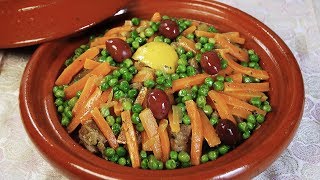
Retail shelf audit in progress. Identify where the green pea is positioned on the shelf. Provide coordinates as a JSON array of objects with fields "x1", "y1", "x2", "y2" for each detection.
[
  {"x1": 136, "y1": 123, "x2": 144, "y2": 132},
  {"x1": 116, "y1": 116, "x2": 122, "y2": 124},
  {"x1": 205, "y1": 77, "x2": 214, "y2": 87},
  {"x1": 144, "y1": 28, "x2": 154, "y2": 37},
  {"x1": 186, "y1": 66, "x2": 196, "y2": 76},
  {"x1": 131, "y1": 113, "x2": 141, "y2": 124},
  {"x1": 195, "y1": 54, "x2": 202, "y2": 63},
  {"x1": 132, "y1": 41, "x2": 140, "y2": 49},
  {"x1": 57, "y1": 105, "x2": 64, "y2": 113},
  {"x1": 100, "y1": 81, "x2": 109, "y2": 91},
  {"x1": 204, "y1": 43, "x2": 214, "y2": 51},
  {"x1": 148, "y1": 159, "x2": 159, "y2": 170},
  {"x1": 179, "y1": 73, "x2": 187, "y2": 78},
  {"x1": 118, "y1": 157, "x2": 126, "y2": 166},
  {"x1": 176, "y1": 65, "x2": 187, "y2": 73},
  {"x1": 178, "y1": 58, "x2": 188, "y2": 66},
  {"x1": 100, "y1": 107, "x2": 110, "y2": 117},
  {"x1": 177, "y1": 103, "x2": 186, "y2": 113},
  {"x1": 155, "y1": 70, "x2": 163, "y2": 77},
  {"x1": 55, "y1": 90, "x2": 65, "y2": 98},
  {"x1": 112, "y1": 69, "x2": 121, "y2": 78},
  {"x1": 208, "y1": 150, "x2": 219, "y2": 160},
  {"x1": 119, "y1": 80, "x2": 130, "y2": 92},
  {"x1": 131, "y1": 104, "x2": 142, "y2": 114},
  {"x1": 199, "y1": 36, "x2": 208, "y2": 44},
  {"x1": 154, "y1": 36, "x2": 164, "y2": 42},
  {"x1": 243, "y1": 76, "x2": 253, "y2": 83},
  {"x1": 208, "y1": 38, "x2": 216, "y2": 44},
  {"x1": 198, "y1": 87, "x2": 209, "y2": 96},
  {"x1": 140, "y1": 150, "x2": 147, "y2": 159},
  {"x1": 221, "y1": 59, "x2": 228, "y2": 69},
  {"x1": 182, "y1": 95, "x2": 192, "y2": 103},
  {"x1": 122, "y1": 100, "x2": 132, "y2": 111},
  {"x1": 250, "y1": 97, "x2": 262, "y2": 107},
  {"x1": 186, "y1": 33, "x2": 195, "y2": 40},
  {"x1": 201, "y1": 154, "x2": 209, "y2": 163},
  {"x1": 144, "y1": 79, "x2": 155, "y2": 88},
  {"x1": 176, "y1": 46, "x2": 186, "y2": 55},
  {"x1": 195, "y1": 42, "x2": 202, "y2": 50},
  {"x1": 55, "y1": 98, "x2": 64, "y2": 106},
  {"x1": 122, "y1": 72, "x2": 133, "y2": 81},
  {"x1": 128, "y1": 88, "x2": 138, "y2": 99},
  {"x1": 248, "y1": 49, "x2": 255, "y2": 55},
  {"x1": 208, "y1": 26, "x2": 218, "y2": 33},
  {"x1": 141, "y1": 159, "x2": 149, "y2": 169},
  {"x1": 218, "y1": 145, "x2": 230, "y2": 155},
  {"x1": 262, "y1": 104, "x2": 272, "y2": 112},
  {"x1": 243, "y1": 131, "x2": 251, "y2": 139},
  {"x1": 162, "y1": 15, "x2": 170, "y2": 20},
  {"x1": 112, "y1": 123, "x2": 121, "y2": 135},
  {"x1": 105, "y1": 116, "x2": 115, "y2": 126},
  {"x1": 123, "y1": 59, "x2": 133, "y2": 68},
  {"x1": 250, "y1": 54, "x2": 259, "y2": 62},
  {"x1": 129, "y1": 66, "x2": 137, "y2": 74},
  {"x1": 155, "y1": 85, "x2": 165, "y2": 91},
  {"x1": 181, "y1": 161, "x2": 191, "y2": 168},
  {"x1": 76, "y1": 90, "x2": 82, "y2": 97},
  {"x1": 225, "y1": 77, "x2": 233, "y2": 82},
  {"x1": 196, "y1": 96, "x2": 206, "y2": 108},
  {"x1": 171, "y1": 73, "x2": 179, "y2": 80},
  {"x1": 178, "y1": 151, "x2": 190, "y2": 163},
  {"x1": 165, "y1": 159, "x2": 177, "y2": 170},
  {"x1": 216, "y1": 75, "x2": 224, "y2": 82},
  {"x1": 110, "y1": 154, "x2": 119, "y2": 162},
  {"x1": 108, "y1": 78, "x2": 118, "y2": 87},
  {"x1": 131, "y1": 17, "x2": 141, "y2": 26},
  {"x1": 126, "y1": 37, "x2": 134, "y2": 44},
  {"x1": 256, "y1": 114, "x2": 265, "y2": 123},
  {"x1": 247, "y1": 122, "x2": 255, "y2": 130},
  {"x1": 169, "y1": 151, "x2": 178, "y2": 161},
  {"x1": 203, "y1": 105, "x2": 213, "y2": 116},
  {"x1": 247, "y1": 114, "x2": 256, "y2": 124},
  {"x1": 200, "y1": 48, "x2": 206, "y2": 53},
  {"x1": 210, "y1": 116, "x2": 218, "y2": 126},
  {"x1": 178, "y1": 89, "x2": 187, "y2": 97},
  {"x1": 156, "y1": 76, "x2": 165, "y2": 85},
  {"x1": 249, "y1": 62, "x2": 257, "y2": 68},
  {"x1": 241, "y1": 62, "x2": 248, "y2": 67},
  {"x1": 116, "y1": 146, "x2": 127, "y2": 157},
  {"x1": 74, "y1": 48, "x2": 84, "y2": 56},
  {"x1": 151, "y1": 23, "x2": 159, "y2": 32},
  {"x1": 61, "y1": 116, "x2": 70, "y2": 126},
  {"x1": 104, "y1": 147, "x2": 116, "y2": 158},
  {"x1": 182, "y1": 115, "x2": 191, "y2": 125},
  {"x1": 238, "y1": 122, "x2": 247, "y2": 132},
  {"x1": 158, "y1": 161, "x2": 164, "y2": 170},
  {"x1": 114, "y1": 90, "x2": 125, "y2": 100},
  {"x1": 213, "y1": 81, "x2": 224, "y2": 91},
  {"x1": 191, "y1": 85, "x2": 198, "y2": 93},
  {"x1": 164, "y1": 38, "x2": 171, "y2": 44}
]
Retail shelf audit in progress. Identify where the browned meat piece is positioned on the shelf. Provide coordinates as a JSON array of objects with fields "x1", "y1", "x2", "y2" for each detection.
[
  {"x1": 78, "y1": 120, "x2": 107, "y2": 154},
  {"x1": 169, "y1": 124, "x2": 192, "y2": 152},
  {"x1": 131, "y1": 82, "x2": 143, "y2": 90}
]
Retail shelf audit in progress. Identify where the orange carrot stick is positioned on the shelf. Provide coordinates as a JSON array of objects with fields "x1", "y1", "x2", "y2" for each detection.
[
  {"x1": 208, "y1": 90, "x2": 236, "y2": 124},
  {"x1": 104, "y1": 26, "x2": 132, "y2": 37},
  {"x1": 172, "y1": 73, "x2": 210, "y2": 92},
  {"x1": 91, "y1": 107, "x2": 118, "y2": 149},
  {"x1": 84, "y1": 58, "x2": 101, "y2": 69},
  {"x1": 72, "y1": 75, "x2": 97, "y2": 115},
  {"x1": 182, "y1": 25, "x2": 197, "y2": 36},
  {"x1": 218, "y1": 66, "x2": 234, "y2": 76},
  {"x1": 226, "y1": 73, "x2": 243, "y2": 83},
  {"x1": 229, "y1": 105, "x2": 251, "y2": 119},
  {"x1": 224, "y1": 82, "x2": 270, "y2": 92},
  {"x1": 215, "y1": 34, "x2": 248, "y2": 61},
  {"x1": 151, "y1": 12, "x2": 161, "y2": 22},
  {"x1": 221, "y1": 53, "x2": 269, "y2": 80},
  {"x1": 219, "y1": 93, "x2": 266, "y2": 115},
  {"x1": 195, "y1": 31, "x2": 245, "y2": 44},
  {"x1": 64, "y1": 62, "x2": 112, "y2": 99},
  {"x1": 158, "y1": 119, "x2": 170, "y2": 162},
  {"x1": 90, "y1": 36, "x2": 126, "y2": 47},
  {"x1": 132, "y1": 67, "x2": 155, "y2": 83},
  {"x1": 177, "y1": 36, "x2": 196, "y2": 53},
  {"x1": 139, "y1": 108, "x2": 162, "y2": 160},
  {"x1": 121, "y1": 110, "x2": 140, "y2": 168},
  {"x1": 168, "y1": 109, "x2": 180, "y2": 133},
  {"x1": 113, "y1": 101, "x2": 123, "y2": 116},
  {"x1": 135, "y1": 87, "x2": 148, "y2": 105},
  {"x1": 198, "y1": 109, "x2": 221, "y2": 147},
  {"x1": 141, "y1": 131, "x2": 153, "y2": 151},
  {"x1": 55, "y1": 47, "x2": 99, "y2": 85},
  {"x1": 185, "y1": 100, "x2": 203, "y2": 166},
  {"x1": 223, "y1": 91, "x2": 268, "y2": 102}
]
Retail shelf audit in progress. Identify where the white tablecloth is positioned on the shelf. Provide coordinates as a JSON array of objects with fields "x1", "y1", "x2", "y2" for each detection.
[{"x1": 1, "y1": 0, "x2": 319, "y2": 179}]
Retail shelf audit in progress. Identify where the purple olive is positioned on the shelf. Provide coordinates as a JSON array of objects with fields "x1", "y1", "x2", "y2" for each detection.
[
  {"x1": 147, "y1": 89, "x2": 170, "y2": 119},
  {"x1": 105, "y1": 38, "x2": 132, "y2": 63},
  {"x1": 215, "y1": 119, "x2": 241, "y2": 146},
  {"x1": 159, "y1": 19, "x2": 180, "y2": 39},
  {"x1": 200, "y1": 51, "x2": 221, "y2": 75}
]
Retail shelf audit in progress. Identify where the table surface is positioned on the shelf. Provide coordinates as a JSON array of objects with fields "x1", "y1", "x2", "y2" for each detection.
[{"x1": 1, "y1": 0, "x2": 320, "y2": 179}]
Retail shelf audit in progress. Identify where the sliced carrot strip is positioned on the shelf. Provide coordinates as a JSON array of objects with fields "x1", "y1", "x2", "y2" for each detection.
[
  {"x1": 64, "y1": 62, "x2": 112, "y2": 99},
  {"x1": 182, "y1": 25, "x2": 197, "y2": 36},
  {"x1": 158, "y1": 119, "x2": 170, "y2": 162},
  {"x1": 223, "y1": 91, "x2": 268, "y2": 102},
  {"x1": 151, "y1": 12, "x2": 161, "y2": 22},
  {"x1": 224, "y1": 82, "x2": 270, "y2": 92},
  {"x1": 139, "y1": 108, "x2": 162, "y2": 160},
  {"x1": 229, "y1": 105, "x2": 251, "y2": 119},
  {"x1": 219, "y1": 93, "x2": 266, "y2": 115},
  {"x1": 135, "y1": 87, "x2": 148, "y2": 105},
  {"x1": 218, "y1": 66, "x2": 234, "y2": 76},
  {"x1": 141, "y1": 131, "x2": 153, "y2": 151},
  {"x1": 91, "y1": 107, "x2": 118, "y2": 149},
  {"x1": 168, "y1": 109, "x2": 180, "y2": 133},
  {"x1": 177, "y1": 36, "x2": 196, "y2": 53},
  {"x1": 72, "y1": 75, "x2": 97, "y2": 115},
  {"x1": 215, "y1": 34, "x2": 248, "y2": 61},
  {"x1": 90, "y1": 36, "x2": 126, "y2": 47},
  {"x1": 84, "y1": 58, "x2": 101, "y2": 69},
  {"x1": 195, "y1": 31, "x2": 245, "y2": 44},
  {"x1": 208, "y1": 90, "x2": 236, "y2": 124},
  {"x1": 221, "y1": 53, "x2": 269, "y2": 80},
  {"x1": 185, "y1": 100, "x2": 203, "y2": 166},
  {"x1": 172, "y1": 73, "x2": 210, "y2": 92},
  {"x1": 104, "y1": 26, "x2": 132, "y2": 37},
  {"x1": 132, "y1": 67, "x2": 155, "y2": 83},
  {"x1": 226, "y1": 73, "x2": 243, "y2": 83},
  {"x1": 198, "y1": 109, "x2": 221, "y2": 147},
  {"x1": 113, "y1": 101, "x2": 123, "y2": 116},
  {"x1": 55, "y1": 47, "x2": 99, "y2": 85},
  {"x1": 121, "y1": 110, "x2": 140, "y2": 168}
]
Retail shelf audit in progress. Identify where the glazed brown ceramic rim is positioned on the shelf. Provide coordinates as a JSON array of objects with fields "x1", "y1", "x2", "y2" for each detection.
[{"x1": 20, "y1": 0, "x2": 304, "y2": 179}]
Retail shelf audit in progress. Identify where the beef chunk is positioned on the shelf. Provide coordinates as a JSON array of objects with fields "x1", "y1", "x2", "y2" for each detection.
[{"x1": 169, "y1": 124, "x2": 192, "y2": 152}]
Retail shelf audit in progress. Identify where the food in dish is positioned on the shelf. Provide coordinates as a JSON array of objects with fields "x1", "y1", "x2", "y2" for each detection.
[{"x1": 52, "y1": 12, "x2": 272, "y2": 170}]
